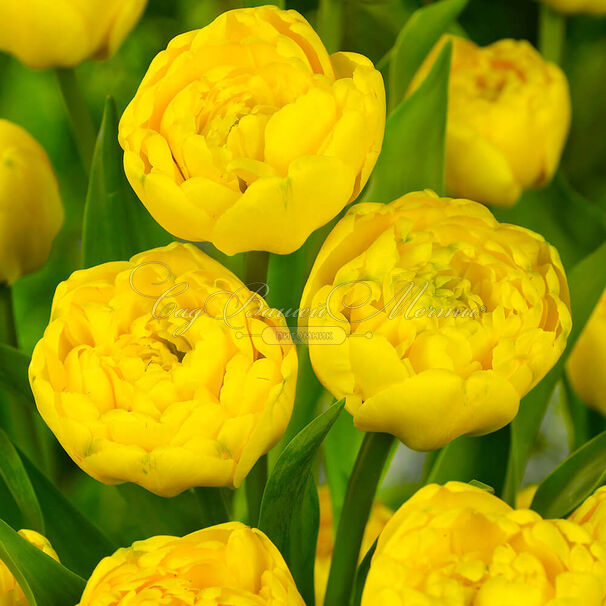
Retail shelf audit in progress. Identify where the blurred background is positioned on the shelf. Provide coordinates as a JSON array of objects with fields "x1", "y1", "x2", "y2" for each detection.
[{"x1": 0, "y1": 0, "x2": 604, "y2": 538}]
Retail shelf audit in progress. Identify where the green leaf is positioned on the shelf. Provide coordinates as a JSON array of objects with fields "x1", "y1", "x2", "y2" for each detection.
[
  {"x1": 0, "y1": 519, "x2": 85, "y2": 606},
  {"x1": 324, "y1": 410, "x2": 364, "y2": 530},
  {"x1": 531, "y1": 430, "x2": 606, "y2": 519},
  {"x1": 259, "y1": 400, "x2": 344, "y2": 605},
  {"x1": 388, "y1": 0, "x2": 468, "y2": 112},
  {"x1": 352, "y1": 539, "x2": 377, "y2": 606},
  {"x1": 0, "y1": 430, "x2": 44, "y2": 534},
  {"x1": 20, "y1": 455, "x2": 117, "y2": 579},
  {"x1": 82, "y1": 96, "x2": 171, "y2": 269},
  {"x1": 363, "y1": 40, "x2": 452, "y2": 202},
  {"x1": 0, "y1": 344, "x2": 34, "y2": 407},
  {"x1": 502, "y1": 241, "x2": 606, "y2": 503}
]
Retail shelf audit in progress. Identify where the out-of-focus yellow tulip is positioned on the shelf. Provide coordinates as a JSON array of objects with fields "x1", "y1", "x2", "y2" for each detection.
[
  {"x1": 29, "y1": 242, "x2": 297, "y2": 497},
  {"x1": 411, "y1": 35, "x2": 571, "y2": 207},
  {"x1": 119, "y1": 5, "x2": 385, "y2": 255},
  {"x1": 567, "y1": 289, "x2": 606, "y2": 414},
  {"x1": 1, "y1": 530, "x2": 59, "y2": 605},
  {"x1": 0, "y1": 0, "x2": 147, "y2": 69},
  {"x1": 78, "y1": 523, "x2": 305, "y2": 606},
  {"x1": 0, "y1": 119, "x2": 63, "y2": 285},
  {"x1": 315, "y1": 485, "x2": 392, "y2": 604},
  {"x1": 300, "y1": 191, "x2": 571, "y2": 450},
  {"x1": 363, "y1": 482, "x2": 606, "y2": 606}
]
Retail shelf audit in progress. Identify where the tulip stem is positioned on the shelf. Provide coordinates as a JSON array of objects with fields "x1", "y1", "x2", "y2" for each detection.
[
  {"x1": 317, "y1": 0, "x2": 343, "y2": 54},
  {"x1": 194, "y1": 487, "x2": 230, "y2": 527},
  {"x1": 243, "y1": 251, "x2": 269, "y2": 289},
  {"x1": 538, "y1": 4, "x2": 566, "y2": 65},
  {"x1": 56, "y1": 68, "x2": 96, "y2": 173},
  {"x1": 323, "y1": 432, "x2": 394, "y2": 606},
  {"x1": 245, "y1": 455, "x2": 268, "y2": 527}
]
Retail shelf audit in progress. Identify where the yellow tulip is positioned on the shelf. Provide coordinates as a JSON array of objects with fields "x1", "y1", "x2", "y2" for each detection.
[
  {"x1": 29, "y1": 242, "x2": 297, "y2": 497},
  {"x1": 78, "y1": 522, "x2": 305, "y2": 605},
  {"x1": 0, "y1": 120, "x2": 63, "y2": 285},
  {"x1": 410, "y1": 35, "x2": 571, "y2": 207},
  {"x1": 363, "y1": 482, "x2": 606, "y2": 606},
  {"x1": 516, "y1": 484, "x2": 539, "y2": 510},
  {"x1": 118, "y1": 5, "x2": 385, "y2": 255},
  {"x1": 300, "y1": 191, "x2": 571, "y2": 450},
  {"x1": 0, "y1": 0, "x2": 147, "y2": 69},
  {"x1": 315, "y1": 485, "x2": 392, "y2": 604},
  {"x1": 569, "y1": 486, "x2": 606, "y2": 541},
  {"x1": 540, "y1": 0, "x2": 606, "y2": 14},
  {"x1": 567, "y1": 289, "x2": 606, "y2": 414},
  {"x1": 1, "y1": 530, "x2": 59, "y2": 605}
]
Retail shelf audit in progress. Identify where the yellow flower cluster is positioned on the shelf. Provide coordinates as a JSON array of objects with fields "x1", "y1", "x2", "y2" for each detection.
[
  {"x1": 29, "y1": 242, "x2": 297, "y2": 497},
  {"x1": 0, "y1": 0, "x2": 147, "y2": 68},
  {"x1": 0, "y1": 530, "x2": 58, "y2": 606},
  {"x1": 315, "y1": 486, "x2": 392, "y2": 604},
  {"x1": 77, "y1": 522, "x2": 305, "y2": 605},
  {"x1": 363, "y1": 482, "x2": 606, "y2": 606},
  {"x1": 567, "y1": 289, "x2": 606, "y2": 414},
  {"x1": 411, "y1": 35, "x2": 570, "y2": 207},
  {"x1": 0, "y1": 120, "x2": 63, "y2": 285},
  {"x1": 118, "y1": 5, "x2": 385, "y2": 255},
  {"x1": 301, "y1": 191, "x2": 571, "y2": 450}
]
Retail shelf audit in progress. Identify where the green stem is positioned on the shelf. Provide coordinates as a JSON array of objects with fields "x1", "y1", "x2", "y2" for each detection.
[
  {"x1": 244, "y1": 251, "x2": 269, "y2": 289},
  {"x1": 538, "y1": 4, "x2": 566, "y2": 65},
  {"x1": 0, "y1": 286, "x2": 48, "y2": 469},
  {"x1": 324, "y1": 432, "x2": 394, "y2": 606},
  {"x1": 194, "y1": 487, "x2": 230, "y2": 527},
  {"x1": 55, "y1": 68, "x2": 96, "y2": 173},
  {"x1": 245, "y1": 455, "x2": 268, "y2": 527},
  {"x1": 317, "y1": 0, "x2": 343, "y2": 54}
]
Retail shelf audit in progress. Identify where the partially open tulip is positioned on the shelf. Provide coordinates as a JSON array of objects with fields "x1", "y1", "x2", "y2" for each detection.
[
  {"x1": 119, "y1": 5, "x2": 385, "y2": 255},
  {"x1": 363, "y1": 482, "x2": 606, "y2": 606},
  {"x1": 0, "y1": 119, "x2": 63, "y2": 285},
  {"x1": 1, "y1": 530, "x2": 59, "y2": 605},
  {"x1": 540, "y1": 0, "x2": 606, "y2": 14},
  {"x1": 411, "y1": 35, "x2": 571, "y2": 207},
  {"x1": 78, "y1": 523, "x2": 305, "y2": 605},
  {"x1": 0, "y1": 0, "x2": 147, "y2": 69},
  {"x1": 567, "y1": 289, "x2": 606, "y2": 414},
  {"x1": 29, "y1": 242, "x2": 297, "y2": 497},
  {"x1": 300, "y1": 191, "x2": 571, "y2": 450},
  {"x1": 315, "y1": 486, "x2": 392, "y2": 604}
]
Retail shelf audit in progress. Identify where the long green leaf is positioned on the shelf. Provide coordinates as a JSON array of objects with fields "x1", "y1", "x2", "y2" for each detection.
[
  {"x1": 502, "y1": 241, "x2": 606, "y2": 503},
  {"x1": 82, "y1": 96, "x2": 171, "y2": 269},
  {"x1": 388, "y1": 0, "x2": 467, "y2": 111},
  {"x1": 352, "y1": 539, "x2": 377, "y2": 606},
  {"x1": 0, "y1": 520, "x2": 85, "y2": 606},
  {"x1": 0, "y1": 344, "x2": 33, "y2": 407},
  {"x1": 363, "y1": 40, "x2": 451, "y2": 202},
  {"x1": 531, "y1": 430, "x2": 606, "y2": 519},
  {"x1": 20, "y1": 455, "x2": 116, "y2": 579},
  {"x1": 259, "y1": 400, "x2": 344, "y2": 605},
  {"x1": 0, "y1": 431, "x2": 44, "y2": 534}
]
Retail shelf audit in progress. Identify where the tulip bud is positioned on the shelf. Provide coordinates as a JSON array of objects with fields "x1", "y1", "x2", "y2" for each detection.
[
  {"x1": 0, "y1": 0, "x2": 147, "y2": 69},
  {"x1": 118, "y1": 5, "x2": 385, "y2": 255},
  {"x1": 411, "y1": 35, "x2": 571, "y2": 207},
  {"x1": 1, "y1": 530, "x2": 59, "y2": 605},
  {"x1": 567, "y1": 289, "x2": 606, "y2": 414},
  {"x1": 363, "y1": 482, "x2": 606, "y2": 605},
  {"x1": 78, "y1": 522, "x2": 305, "y2": 605},
  {"x1": 0, "y1": 120, "x2": 63, "y2": 285},
  {"x1": 300, "y1": 191, "x2": 571, "y2": 451},
  {"x1": 29, "y1": 242, "x2": 297, "y2": 497}
]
